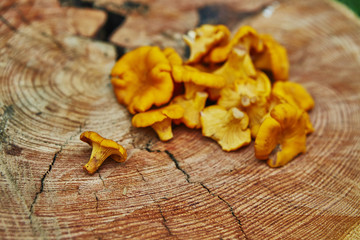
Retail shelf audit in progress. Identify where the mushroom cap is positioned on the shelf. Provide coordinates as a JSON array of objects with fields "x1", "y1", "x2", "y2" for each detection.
[
  {"x1": 131, "y1": 104, "x2": 184, "y2": 141},
  {"x1": 183, "y1": 24, "x2": 231, "y2": 64},
  {"x1": 204, "y1": 25, "x2": 262, "y2": 64},
  {"x1": 272, "y1": 81, "x2": 315, "y2": 111},
  {"x1": 214, "y1": 50, "x2": 257, "y2": 84},
  {"x1": 201, "y1": 105, "x2": 251, "y2": 151},
  {"x1": 111, "y1": 46, "x2": 174, "y2": 114},
  {"x1": 252, "y1": 34, "x2": 289, "y2": 81},
  {"x1": 207, "y1": 49, "x2": 257, "y2": 100},
  {"x1": 80, "y1": 131, "x2": 127, "y2": 162},
  {"x1": 218, "y1": 70, "x2": 271, "y2": 109},
  {"x1": 163, "y1": 47, "x2": 183, "y2": 67},
  {"x1": 172, "y1": 65, "x2": 226, "y2": 88},
  {"x1": 254, "y1": 103, "x2": 309, "y2": 167},
  {"x1": 245, "y1": 99, "x2": 270, "y2": 138},
  {"x1": 172, "y1": 91, "x2": 208, "y2": 128},
  {"x1": 131, "y1": 104, "x2": 184, "y2": 128}
]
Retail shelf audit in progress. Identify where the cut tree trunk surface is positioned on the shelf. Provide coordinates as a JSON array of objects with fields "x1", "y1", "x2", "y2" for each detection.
[{"x1": 1, "y1": 0, "x2": 360, "y2": 239}]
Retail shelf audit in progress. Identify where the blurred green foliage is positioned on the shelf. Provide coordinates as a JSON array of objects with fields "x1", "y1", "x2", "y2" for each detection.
[{"x1": 337, "y1": 0, "x2": 360, "y2": 16}]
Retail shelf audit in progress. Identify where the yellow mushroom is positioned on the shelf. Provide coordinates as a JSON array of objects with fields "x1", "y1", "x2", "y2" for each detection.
[
  {"x1": 80, "y1": 131, "x2": 127, "y2": 174},
  {"x1": 245, "y1": 99, "x2": 270, "y2": 139},
  {"x1": 252, "y1": 34, "x2": 289, "y2": 81},
  {"x1": 183, "y1": 24, "x2": 231, "y2": 64},
  {"x1": 172, "y1": 64, "x2": 226, "y2": 99},
  {"x1": 172, "y1": 91, "x2": 208, "y2": 129},
  {"x1": 131, "y1": 104, "x2": 184, "y2": 141},
  {"x1": 217, "y1": 70, "x2": 271, "y2": 138},
  {"x1": 218, "y1": 70, "x2": 271, "y2": 109},
  {"x1": 163, "y1": 47, "x2": 183, "y2": 67},
  {"x1": 206, "y1": 49, "x2": 257, "y2": 100},
  {"x1": 205, "y1": 25, "x2": 263, "y2": 64},
  {"x1": 272, "y1": 81, "x2": 315, "y2": 111},
  {"x1": 213, "y1": 49, "x2": 257, "y2": 81},
  {"x1": 254, "y1": 103, "x2": 311, "y2": 167},
  {"x1": 201, "y1": 105, "x2": 251, "y2": 151},
  {"x1": 111, "y1": 46, "x2": 174, "y2": 114}
]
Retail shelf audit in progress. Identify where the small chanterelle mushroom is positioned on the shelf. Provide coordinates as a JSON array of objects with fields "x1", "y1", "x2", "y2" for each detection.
[
  {"x1": 201, "y1": 105, "x2": 251, "y2": 151},
  {"x1": 110, "y1": 46, "x2": 174, "y2": 114},
  {"x1": 183, "y1": 24, "x2": 231, "y2": 64},
  {"x1": 131, "y1": 104, "x2": 184, "y2": 141},
  {"x1": 80, "y1": 131, "x2": 127, "y2": 174},
  {"x1": 254, "y1": 103, "x2": 311, "y2": 167}
]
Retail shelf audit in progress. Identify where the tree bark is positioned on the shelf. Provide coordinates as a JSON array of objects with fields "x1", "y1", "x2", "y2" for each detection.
[{"x1": 0, "y1": 0, "x2": 359, "y2": 239}]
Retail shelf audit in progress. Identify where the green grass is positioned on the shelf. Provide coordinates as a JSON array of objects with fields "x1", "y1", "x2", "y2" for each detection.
[{"x1": 336, "y1": 0, "x2": 360, "y2": 16}]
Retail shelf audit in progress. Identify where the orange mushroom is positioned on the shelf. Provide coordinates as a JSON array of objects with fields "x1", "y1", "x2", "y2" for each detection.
[
  {"x1": 216, "y1": 69, "x2": 271, "y2": 138},
  {"x1": 252, "y1": 34, "x2": 289, "y2": 81},
  {"x1": 183, "y1": 24, "x2": 231, "y2": 64},
  {"x1": 80, "y1": 131, "x2": 127, "y2": 174},
  {"x1": 172, "y1": 64, "x2": 226, "y2": 99},
  {"x1": 218, "y1": 70, "x2": 271, "y2": 109},
  {"x1": 163, "y1": 47, "x2": 183, "y2": 67},
  {"x1": 245, "y1": 99, "x2": 270, "y2": 138},
  {"x1": 111, "y1": 46, "x2": 174, "y2": 114},
  {"x1": 201, "y1": 105, "x2": 251, "y2": 151},
  {"x1": 207, "y1": 49, "x2": 257, "y2": 100},
  {"x1": 172, "y1": 91, "x2": 208, "y2": 129},
  {"x1": 271, "y1": 81, "x2": 315, "y2": 111},
  {"x1": 254, "y1": 103, "x2": 312, "y2": 167},
  {"x1": 131, "y1": 104, "x2": 184, "y2": 141},
  {"x1": 205, "y1": 25, "x2": 263, "y2": 64}
]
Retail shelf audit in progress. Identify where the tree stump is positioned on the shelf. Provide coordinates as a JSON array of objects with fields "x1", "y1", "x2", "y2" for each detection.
[{"x1": 0, "y1": 0, "x2": 359, "y2": 239}]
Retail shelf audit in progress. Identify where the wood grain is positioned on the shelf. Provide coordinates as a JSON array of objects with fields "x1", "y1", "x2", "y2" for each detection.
[{"x1": 1, "y1": 0, "x2": 360, "y2": 239}]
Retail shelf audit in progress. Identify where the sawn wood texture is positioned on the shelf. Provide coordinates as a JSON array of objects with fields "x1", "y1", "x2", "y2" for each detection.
[{"x1": 0, "y1": 0, "x2": 359, "y2": 239}]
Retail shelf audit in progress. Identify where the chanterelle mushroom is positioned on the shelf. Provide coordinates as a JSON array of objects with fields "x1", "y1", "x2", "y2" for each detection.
[
  {"x1": 80, "y1": 131, "x2": 127, "y2": 174},
  {"x1": 208, "y1": 49, "x2": 258, "y2": 100},
  {"x1": 218, "y1": 70, "x2": 271, "y2": 109},
  {"x1": 205, "y1": 25, "x2": 263, "y2": 64},
  {"x1": 172, "y1": 91, "x2": 208, "y2": 129},
  {"x1": 111, "y1": 46, "x2": 174, "y2": 114},
  {"x1": 252, "y1": 34, "x2": 289, "y2": 81},
  {"x1": 183, "y1": 24, "x2": 230, "y2": 64},
  {"x1": 254, "y1": 103, "x2": 312, "y2": 167},
  {"x1": 201, "y1": 105, "x2": 251, "y2": 151},
  {"x1": 172, "y1": 64, "x2": 226, "y2": 99},
  {"x1": 271, "y1": 81, "x2": 315, "y2": 111},
  {"x1": 131, "y1": 104, "x2": 184, "y2": 141},
  {"x1": 163, "y1": 47, "x2": 183, "y2": 67}
]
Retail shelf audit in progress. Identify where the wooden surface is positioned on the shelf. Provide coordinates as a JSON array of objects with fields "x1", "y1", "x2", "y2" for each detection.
[{"x1": 1, "y1": 0, "x2": 360, "y2": 239}]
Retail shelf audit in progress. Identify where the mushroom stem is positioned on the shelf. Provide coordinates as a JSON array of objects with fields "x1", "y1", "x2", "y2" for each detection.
[
  {"x1": 80, "y1": 131, "x2": 127, "y2": 174},
  {"x1": 83, "y1": 143, "x2": 113, "y2": 174},
  {"x1": 268, "y1": 144, "x2": 281, "y2": 167},
  {"x1": 151, "y1": 118, "x2": 173, "y2": 141}
]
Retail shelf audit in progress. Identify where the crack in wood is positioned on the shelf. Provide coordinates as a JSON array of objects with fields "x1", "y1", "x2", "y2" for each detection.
[
  {"x1": 197, "y1": 1, "x2": 277, "y2": 28},
  {"x1": 139, "y1": 173, "x2": 174, "y2": 237},
  {"x1": 198, "y1": 4, "x2": 260, "y2": 26},
  {"x1": 28, "y1": 124, "x2": 84, "y2": 233},
  {"x1": 157, "y1": 204, "x2": 173, "y2": 236},
  {"x1": 144, "y1": 140, "x2": 160, "y2": 153},
  {"x1": 200, "y1": 182, "x2": 249, "y2": 239},
  {"x1": 0, "y1": 13, "x2": 64, "y2": 51},
  {"x1": 98, "y1": 172, "x2": 106, "y2": 187},
  {"x1": 164, "y1": 150, "x2": 190, "y2": 183},
  {"x1": 125, "y1": 142, "x2": 248, "y2": 237},
  {"x1": 29, "y1": 148, "x2": 62, "y2": 225},
  {"x1": 163, "y1": 149, "x2": 248, "y2": 239},
  {"x1": 0, "y1": 16, "x2": 18, "y2": 32},
  {"x1": 136, "y1": 168, "x2": 146, "y2": 182}
]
